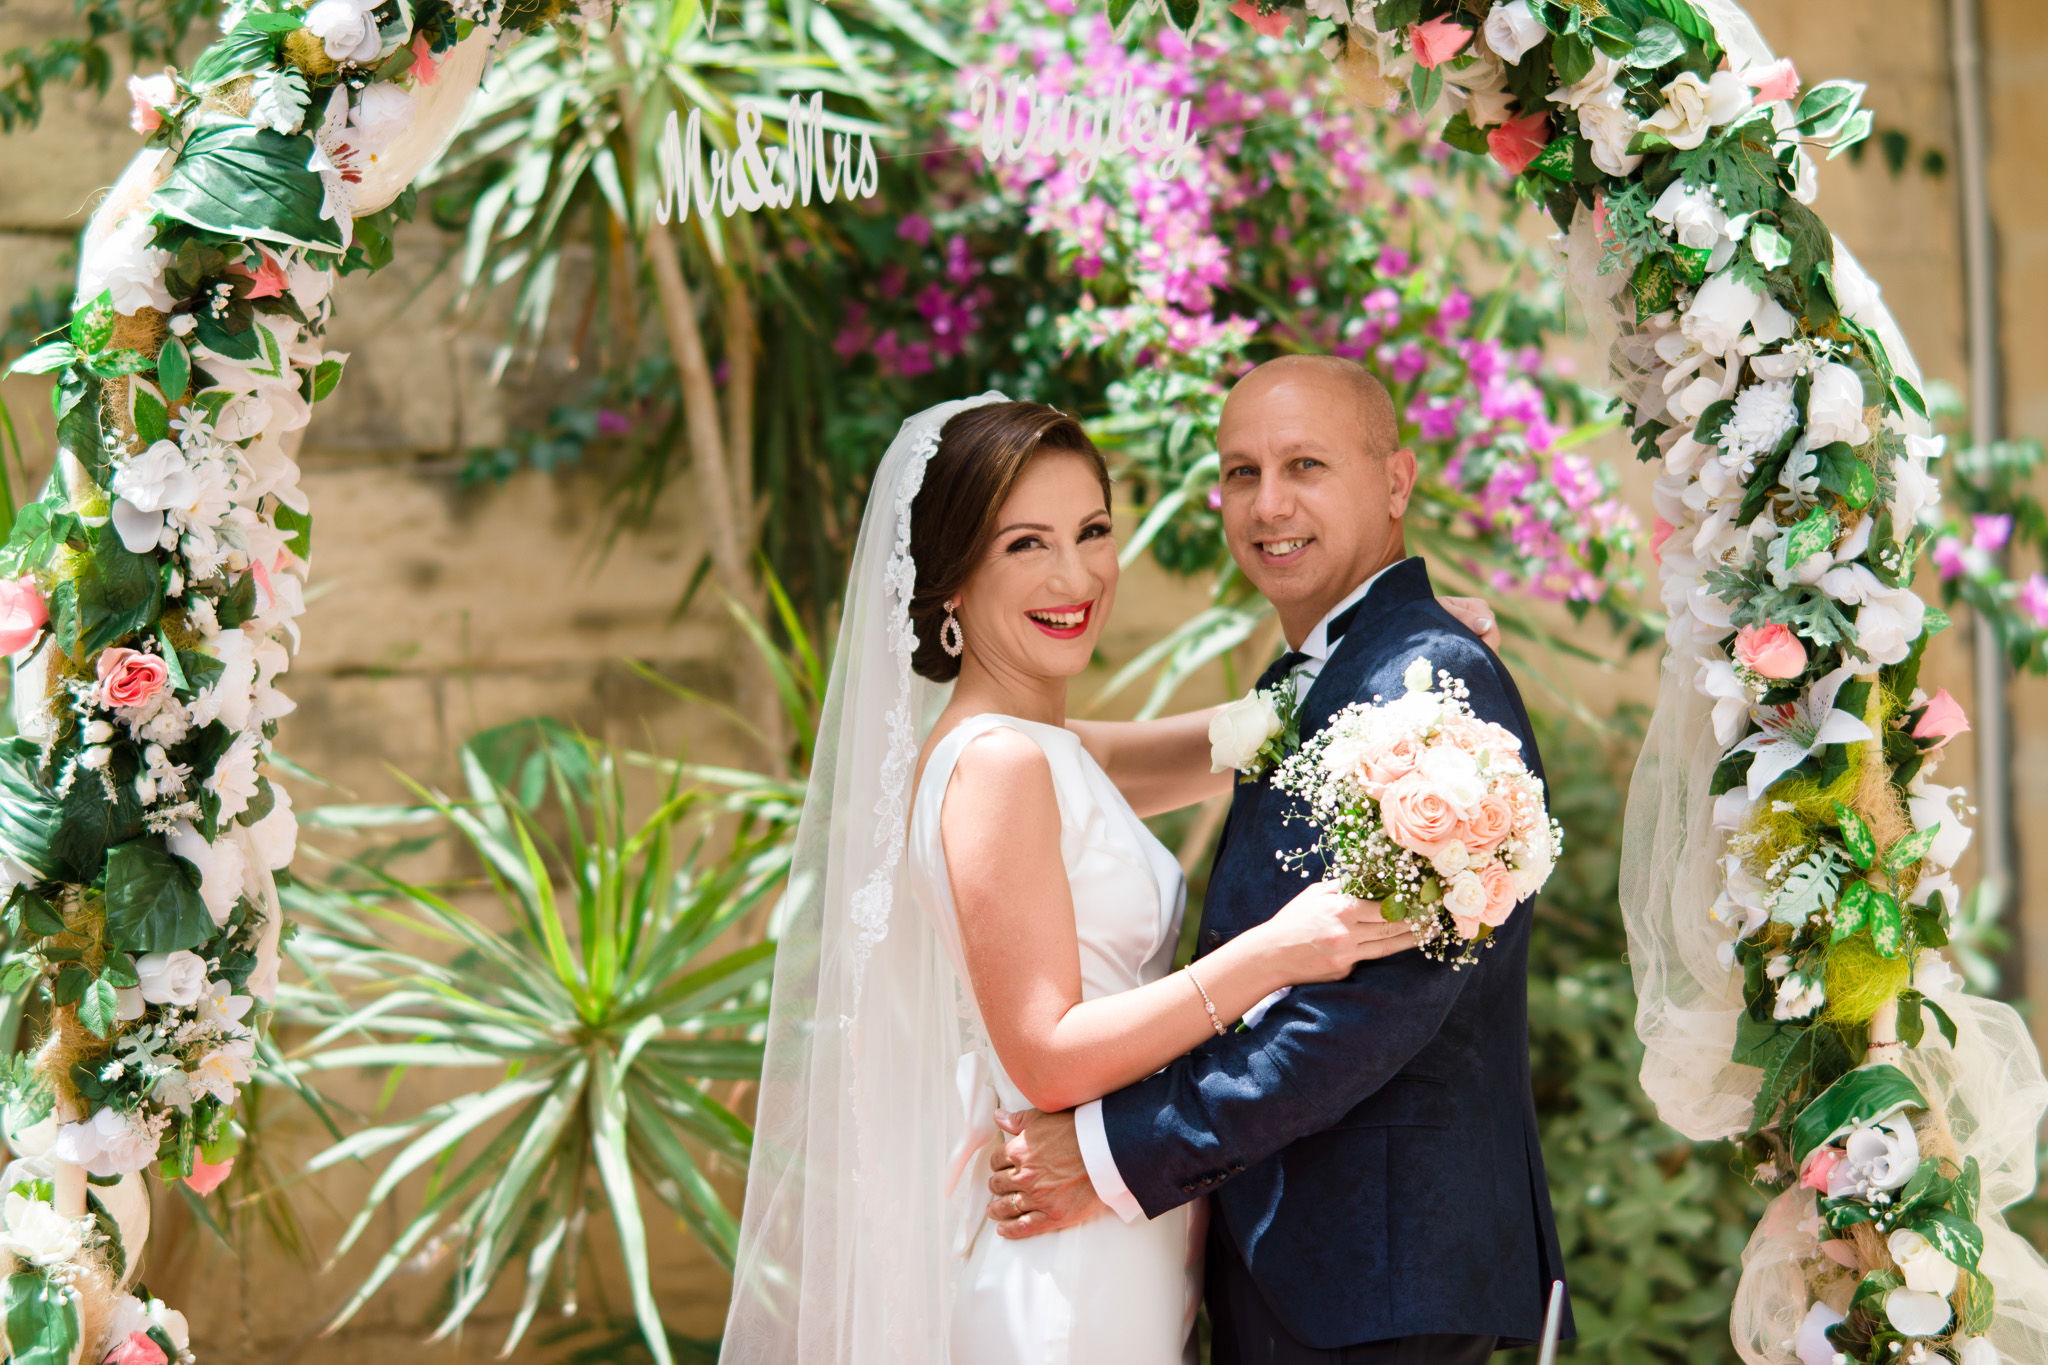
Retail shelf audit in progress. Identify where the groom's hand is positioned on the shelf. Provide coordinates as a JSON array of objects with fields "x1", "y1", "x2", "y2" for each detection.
[
  {"x1": 1440, "y1": 595, "x2": 1501, "y2": 652},
  {"x1": 986, "y1": 1109, "x2": 1107, "y2": 1240}
]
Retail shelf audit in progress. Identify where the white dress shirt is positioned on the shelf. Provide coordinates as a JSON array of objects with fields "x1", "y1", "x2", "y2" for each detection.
[{"x1": 1072, "y1": 562, "x2": 1401, "y2": 1223}]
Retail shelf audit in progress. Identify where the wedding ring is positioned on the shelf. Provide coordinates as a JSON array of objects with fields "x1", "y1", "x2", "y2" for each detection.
[{"x1": 1009, "y1": 1192, "x2": 1027, "y2": 1215}]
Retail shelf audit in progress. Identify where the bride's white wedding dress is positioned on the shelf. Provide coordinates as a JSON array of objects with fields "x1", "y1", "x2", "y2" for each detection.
[{"x1": 908, "y1": 713, "x2": 1203, "y2": 1365}]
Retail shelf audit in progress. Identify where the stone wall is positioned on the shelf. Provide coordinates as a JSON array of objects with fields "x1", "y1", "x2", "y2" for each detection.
[{"x1": 0, "y1": 1, "x2": 2043, "y2": 1359}]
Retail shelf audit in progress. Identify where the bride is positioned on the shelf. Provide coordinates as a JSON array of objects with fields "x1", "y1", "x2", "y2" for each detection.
[{"x1": 719, "y1": 393, "x2": 1496, "y2": 1363}]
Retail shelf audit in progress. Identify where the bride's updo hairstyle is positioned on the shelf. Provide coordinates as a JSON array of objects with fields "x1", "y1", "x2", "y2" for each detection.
[{"x1": 907, "y1": 401, "x2": 1111, "y2": 683}]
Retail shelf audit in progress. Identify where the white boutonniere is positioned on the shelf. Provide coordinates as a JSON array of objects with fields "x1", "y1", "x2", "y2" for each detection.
[{"x1": 1208, "y1": 685, "x2": 1301, "y2": 782}]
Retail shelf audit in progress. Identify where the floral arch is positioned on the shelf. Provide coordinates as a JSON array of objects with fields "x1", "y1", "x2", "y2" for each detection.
[{"x1": 0, "y1": 0, "x2": 2042, "y2": 1363}]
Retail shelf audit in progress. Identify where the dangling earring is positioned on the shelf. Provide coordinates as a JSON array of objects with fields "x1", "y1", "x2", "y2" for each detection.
[{"x1": 941, "y1": 606, "x2": 965, "y2": 658}]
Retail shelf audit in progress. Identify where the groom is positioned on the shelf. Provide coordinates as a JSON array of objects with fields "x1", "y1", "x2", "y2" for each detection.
[{"x1": 989, "y1": 356, "x2": 1572, "y2": 1362}]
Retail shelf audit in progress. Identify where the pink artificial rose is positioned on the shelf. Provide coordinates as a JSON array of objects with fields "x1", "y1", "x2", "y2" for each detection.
[
  {"x1": 183, "y1": 1153, "x2": 234, "y2": 1196},
  {"x1": 1381, "y1": 774, "x2": 1461, "y2": 856},
  {"x1": 232, "y1": 248, "x2": 289, "y2": 301},
  {"x1": 1650, "y1": 516, "x2": 1676, "y2": 564},
  {"x1": 95, "y1": 647, "x2": 170, "y2": 711},
  {"x1": 1229, "y1": 0, "x2": 1290, "y2": 38},
  {"x1": 410, "y1": 31, "x2": 442, "y2": 84},
  {"x1": 106, "y1": 1333, "x2": 169, "y2": 1365},
  {"x1": 1734, "y1": 623, "x2": 1807, "y2": 680},
  {"x1": 1487, "y1": 112, "x2": 1551, "y2": 176},
  {"x1": 0, "y1": 577, "x2": 47, "y2": 656},
  {"x1": 1800, "y1": 1146, "x2": 1844, "y2": 1193},
  {"x1": 1743, "y1": 58, "x2": 1800, "y2": 106},
  {"x1": 1476, "y1": 862, "x2": 1519, "y2": 927},
  {"x1": 126, "y1": 75, "x2": 167, "y2": 136},
  {"x1": 1409, "y1": 16, "x2": 1472, "y2": 67},
  {"x1": 1361, "y1": 733, "x2": 1424, "y2": 793},
  {"x1": 1458, "y1": 795, "x2": 1517, "y2": 854},
  {"x1": 1911, "y1": 689, "x2": 1971, "y2": 746}
]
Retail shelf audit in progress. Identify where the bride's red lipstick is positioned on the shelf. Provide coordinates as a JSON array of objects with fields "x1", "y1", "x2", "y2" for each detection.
[{"x1": 1026, "y1": 602, "x2": 1093, "y2": 640}]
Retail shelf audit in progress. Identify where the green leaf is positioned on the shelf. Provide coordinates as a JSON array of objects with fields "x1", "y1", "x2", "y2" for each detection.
[
  {"x1": 1408, "y1": 63, "x2": 1442, "y2": 117},
  {"x1": 1835, "y1": 804, "x2": 1877, "y2": 868},
  {"x1": 1526, "y1": 137, "x2": 1578, "y2": 183},
  {"x1": 156, "y1": 337, "x2": 189, "y2": 403},
  {"x1": 1915, "y1": 1208, "x2": 1985, "y2": 1271},
  {"x1": 275, "y1": 503, "x2": 312, "y2": 560},
  {"x1": 1552, "y1": 32, "x2": 1595, "y2": 85},
  {"x1": 104, "y1": 838, "x2": 215, "y2": 954},
  {"x1": 1832, "y1": 877, "x2": 1874, "y2": 942},
  {"x1": 1749, "y1": 222, "x2": 1792, "y2": 271},
  {"x1": 1798, "y1": 80, "x2": 1865, "y2": 139},
  {"x1": 6, "y1": 342, "x2": 77, "y2": 377},
  {"x1": 78, "y1": 977, "x2": 119, "y2": 1038},
  {"x1": 1625, "y1": 19, "x2": 1685, "y2": 68},
  {"x1": 85, "y1": 348, "x2": 155, "y2": 379},
  {"x1": 1165, "y1": 0, "x2": 1200, "y2": 31},
  {"x1": 1884, "y1": 825, "x2": 1939, "y2": 875},
  {"x1": 244, "y1": 10, "x2": 304, "y2": 30},
  {"x1": 4, "y1": 1271, "x2": 79, "y2": 1365},
  {"x1": 1896, "y1": 991, "x2": 1925, "y2": 1047},
  {"x1": 128, "y1": 380, "x2": 170, "y2": 447},
  {"x1": 1790, "y1": 1063, "x2": 1927, "y2": 1163},
  {"x1": 1631, "y1": 254, "x2": 1678, "y2": 315},
  {"x1": 1774, "y1": 848, "x2": 1844, "y2": 927},
  {"x1": 151, "y1": 124, "x2": 345, "y2": 255},
  {"x1": 1869, "y1": 888, "x2": 1904, "y2": 957},
  {"x1": 1925, "y1": 997, "x2": 1958, "y2": 1048},
  {"x1": 1441, "y1": 111, "x2": 1490, "y2": 157},
  {"x1": 1784, "y1": 506, "x2": 1838, "y2": 569},
  {"x1": 1891, "y1": 374, "x2": 1929, "y2": 421},
  {"x1": 190, "y1": 28, "x2": 277, "y2": 87},
  {"x1": 70, "y1": 291, "x2": 117, "y2": 355},
  {"x1": 311, "y1": 355, "x2": 346, "y2": 402}
]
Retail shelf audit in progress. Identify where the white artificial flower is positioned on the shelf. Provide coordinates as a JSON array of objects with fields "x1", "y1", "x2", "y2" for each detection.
[
  {"x1": 115, "y1": 986, "x2": 145, "y2": 1022},
  {"x1": 0, "y1": 1192, "x2": 85, "y2": 1268},
  {"x1": 1884, "y1": 1286, "x2": 1952, "y2": 1338},
  {"x1": 307, "y1": 89, "x2": 364, "y2": 245},
  {"x1": 1887, "y1": 1228, "x2": 1960, "y2": 1297},
  {"x1": 109, "y1": 439, "x2": 196, "y2": 554},
  {"x1": 1209, "y1": 691, "x2": 1284, "y2": 773},
  {"x1": 1792, "y1": 1301, "x2": 1845, "y2": 1365},
  {"x1": 134, "y1": 949, "x2": 208, "y2": 1006},
  {"x1": 1577, "y1": 101, "x2": 1643, "y2": 177},
  {"x1": 1805, "y1": 362, "x2": 1871, "y2": 447},
  {"x1": 1304, "y1": 0, "x2": 1350, "y2": 24},
  {"x1": 1905, "y1": 778, "x2": 1973, "y2": 871},
  {"x1": 1892, "y1": 434, "x2": 1945, "y2": 530},
  {"x1": 1750, "y1": 295, "x2": 1796, "y2": 350},
  {"x1": 150, "y1": 1068, "x2": 196, "y2": 1108},
  {"x1": 51, "y1": 1107, "x2": 157, "y2": 1178},
  {"x1": 1729, "y1": 666, "x2": 1874, "y2": 799},
  {"x1": 1643, "y1": 68, "x2": 1752, "y2": 149},
  {"x1": 1402, "y1": 656, "x2": 1434, "y2": 692},
  {"x1": 1443, "y1": 870, "x2": 1487, "y2": 922},
  {"x1": 166, "y1": 820, "x2": 247, "y2": 925},
  {"x1": 1695, "y1": 659, "x2": 1754, "y2": 748},
  {"x1": 1721, "y1": 380, "x2": 1797, "y2": 460},
  {"x1": 1912, "y1": 950, "x2": 1961, "y2": 998},
  {"x1": 1710, "y1": 852, "x2": 1771, "y2": 940},
  {"x1": 1432, "y1": 840, "x2": 1472, "y2": 877},
  {"x1": 1482, "y1": 0, "x2": 1545, "y2": 63},
  {"x1": 351, "y1": 81, "x2": 414, "y2": 154},
  {"x1": 1773, "y1": 968, "x2": 1825, "y2": 1020},
  {"x1": 1827, "y1": 1115, "x2": 1920, "y2": 1199},
  {"x1": 1956, "y1": 1337, "x2": 2002, "y2": 1365},
  {"x1": 1509, "y1": 844, "x2": 1552, "y2": 899},
  {"x1": 1682, "y1": 271, "x2": 1765, "y2": 357},
  {"x1": 189, "y1": 1036, "x2": 255, "y2": 1104},
  {"x1": 1444, "y1": 53, "x2": 1516, "y2": 129},
  {"x1": 305, "y1": 0, "x2": 384, "y2": 64},
  {"x1": 242, "y1": 783, "x2": 298, "y2": 873},
  {"x1": 1416, "y1": 744, "x2": 1486, "y2": 812},
  {"x1": 194, "y1": 979, "x2": 255, "y2": 1037},
  {"x1": 206, "y1": 730, "x2": 263, "y2": 824},
  {"x1": 1817, "y1": 564, "x2": 1926, "y2": 667},
  {"x1": 76, "y1": 215, "x2": 174, "y2": 315},
  {"x1": 1650, "y1": 181, "x2": 1735, "y2": 262}
]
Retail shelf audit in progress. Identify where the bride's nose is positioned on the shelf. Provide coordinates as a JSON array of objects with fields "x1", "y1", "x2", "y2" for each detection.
[{"x1": 1044, "y1": 540, "x2": 1099, "y2": 596}]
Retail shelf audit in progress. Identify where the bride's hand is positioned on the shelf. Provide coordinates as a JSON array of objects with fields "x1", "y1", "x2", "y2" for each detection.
[
  {"x1": 1248, "y1": 880, "x2": 1412, "y2": 985},
  {"x1": 1439, "y1": 595, "x2": 1502, "y2": 651}
]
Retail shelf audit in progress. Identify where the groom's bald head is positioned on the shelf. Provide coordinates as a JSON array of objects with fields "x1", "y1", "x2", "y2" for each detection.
[
  {"x1": 1224, "y1": 356, "x2": 1400, "y2": 459},
  {"x1": 1215, "y1": 355, "x2": 1418, "y2": 648}
]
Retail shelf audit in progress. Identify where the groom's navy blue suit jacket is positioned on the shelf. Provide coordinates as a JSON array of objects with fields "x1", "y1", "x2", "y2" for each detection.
[{"x1": 1099, "y1": 557, "x2": 1573, "y2": 1350}]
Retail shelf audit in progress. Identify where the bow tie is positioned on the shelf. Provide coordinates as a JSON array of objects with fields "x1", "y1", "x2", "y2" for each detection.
[{"x1": 1253, "y1": 595, "x2": 1368, "y2": 693}]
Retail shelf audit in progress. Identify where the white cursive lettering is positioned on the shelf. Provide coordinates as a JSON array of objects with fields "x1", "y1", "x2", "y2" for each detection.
[
  {"x1": 963, "y1": 69, "x2": 1197, "y2": 184},
  {"x1": 654, "y1": 92, "x2": 881, "y2": 225}
]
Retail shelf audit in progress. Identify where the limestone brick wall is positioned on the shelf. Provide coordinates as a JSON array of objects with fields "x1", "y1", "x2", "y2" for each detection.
[{"x1": 0, "y1": 1, "x2": 2042, "y2": 1359}]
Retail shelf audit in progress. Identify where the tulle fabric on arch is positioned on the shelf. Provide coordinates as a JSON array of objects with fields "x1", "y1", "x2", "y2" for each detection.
[{"x1": 719, "y1": 393, "x2": 1012, "y2": 1365}]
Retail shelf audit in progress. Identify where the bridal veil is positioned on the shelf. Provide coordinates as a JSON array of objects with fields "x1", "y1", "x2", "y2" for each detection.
[{"x1": 720, "y1": 392, "x2": 1011, "y2": 1363}]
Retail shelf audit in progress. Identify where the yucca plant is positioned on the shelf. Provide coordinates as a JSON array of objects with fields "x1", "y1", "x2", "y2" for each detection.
[{"x1": 278, "y1": 719, "x2": 790, "y2": 1364}]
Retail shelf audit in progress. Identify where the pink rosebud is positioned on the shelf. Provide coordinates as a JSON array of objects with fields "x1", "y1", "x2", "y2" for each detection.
[
  {"x1": 1742, "y1": 58, "x2": 1800, "y2": 106},
  {"x1": 1733, "y1": 623, "x2": 1807, "y2": 681},
  {"x1": 0, "y1": 578, "x2": 47, "y2": 656},
  {"x1": 1650, "y1": 516, "x2": 1676, "y2": 563},
  {"x1": 1911, "y1": 689, "x2": 1970, "y2": 746},
  {"x1": 1800, "y1": 1146, "x2": 1843, "y2": 1193},
  {"x1": 1409, "y1": 16, "x2": 1473, "y2": 68},
  {"x1": 126, "y1": 74, "x2": 169, "y2": 136},
  {"x1": 107, "y1": 1334, "x2": 169, "y2": 1365},
  {"x1": 410, "y1": 31, "x2": 442, "y2": 84},
  {"x1": 95, "y1": 647, "x2": 170, "y2": 711},
  {"x1": 1229, "y1": 0, "x2": 1291, "y2": 38},
  {"x1": 1486, "y1": 112, "x2": 1550, "y2": 176},
  {"x1": 231, "y1": 248, "x2": 289, "y2": 301},
  {"x1": 184, "y1": 1153, "x2": 234, "y2": 1196}
]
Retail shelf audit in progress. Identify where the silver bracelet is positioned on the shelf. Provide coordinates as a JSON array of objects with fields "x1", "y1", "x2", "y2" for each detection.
[{"x1": 1186, "y1": 965, "x2": 1228, "y2": 1036}]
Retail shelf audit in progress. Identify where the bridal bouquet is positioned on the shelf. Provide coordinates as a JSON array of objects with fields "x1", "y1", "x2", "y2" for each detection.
[{"x1": 1273, "y1": 657, "x2": 1561, "y2": 966}]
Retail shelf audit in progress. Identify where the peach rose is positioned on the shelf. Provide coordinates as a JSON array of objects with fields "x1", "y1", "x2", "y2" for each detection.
[
  {"x1": 0, "y1": 577, "x2": 47, "y2": 656},
  {"x1": 1487, "y1": 111, "x2": 1550, "y2": 175},
  {"x1": 1361, "y1": 733, "x2": 1423, "y2": 793},
  {"x1": 1734, "y1": 622, "x2": 1807, "y2": 680},
  {"x1": 1476, "y1": 861, "x2": 1519, "y2": 927},
  {"x1": 1381, "y1": 774, "x2": 1460, "y2": 856},
  {"x1": 1458, "y1": 795, "x2": 1516, "y2": 853},
  {"x1": 1408, "y1": 16, "x2": 1472, "y2": 68},
  {"x1": 96, "y1": 647, "x2": 170, "y2": 711}
]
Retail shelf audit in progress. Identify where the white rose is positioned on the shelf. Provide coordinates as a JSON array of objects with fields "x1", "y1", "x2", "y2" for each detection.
[
  {"x1": 76, "y1": 216, "x2": 174, "y2": 316},
  {"x1": 109, "y1": 439, "x2": 196, "y2": 554},
  {"x1": 1892, "y1": 435, "x2": 1944, "y2": 529},
  {"x1": 1792, "y1": 1301, "x2": 1845, "y2": 1365},
  {"x1": 1805, "y1": 362, "x2": 1871, "y2": 447},
  {"x1": 1643, "y1": 69, "x2": 1752, "y2": 149},
  {"x1": 1650, "y1": 181, "x2": 1733, "y2": 255},
  {"x1": 1912, "y1": 950, "x2": 1961, "y2": 998},
  {"x1": 1510, "y1": 846, "x2": 1553, "y2": 899},
  {"x1": 134, "y1": 949, "x2": 208, "y2": 1006},
  {"x1": 1416, "y1": 745, "x2": 1486, "y2": 812},
  {"x1": 1887, "y1": 1228, "x2": 1959, "y2": 1297},
  {"x1": 51, "y1": 1107, "x2": 157, "y2": 1178},
  {"x1": 1577, "y1": 101, "x2": 1642, "y2": 177},
  {"x1": 1432, "y1": 840, "x2": 1472, "y2": 877},
  {"x1": 1209, "y1": 693, "x2": 1284, "y2": 773},
  {"x1": 1751, "y1": 296, "x2": 1796, "y2": 349},
  {"x1": 350, "y1": 82, "x2": 413, "y2": 153},
  {"x1": 1850, "y1": 585, "x2": 1926, "y2": 667},
  {"x1": 1884, "y1": 1286, "x2": 1952, "y2": 1338},
  {"x1": 166, "y1": 821, "x2": 246, "y2": 926},
  {"x1": 1682, "y1": 271, "x2": 1764, "y2": 357},
  {"x1": 1444, "y1": 53, "x2": 1516, "y2": 129},
  {"x1": 1443, "y1": 870, "x2": 1487, "y2": 922},
  {"x1": 1402, "y1": 656, "x2": 1434, "y2": 693},
  {"x1": 305, "y1": 0, "x2": 384, "y2": 64},
  {"x1": 243, "y1": 784, "x2": 298, "y2": 871},
  {"x1": 287, "y1": 257, "x2": 334, "y2": 309},
  {"x1": 1957, "y1": 1337, "x2": 2002, "y2": 1365},
  {"x1": 0, "y1": 1193, "x2": 84, "y2": 1268},
  {"x1": 1482, "y1": 0, "x2": 1546, "y2": 63},
  {"x1": 1828, "y1": 1115, "x2": 1920, "y2": 1198},
  {"x1": 1906, "y1": 780, "x2": 1973, "y2": 870}
]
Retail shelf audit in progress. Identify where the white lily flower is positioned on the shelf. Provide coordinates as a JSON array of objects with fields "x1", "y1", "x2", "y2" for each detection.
[{"x1": 1729, "y1": 667, "x2": 1874, "y2": 799}]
